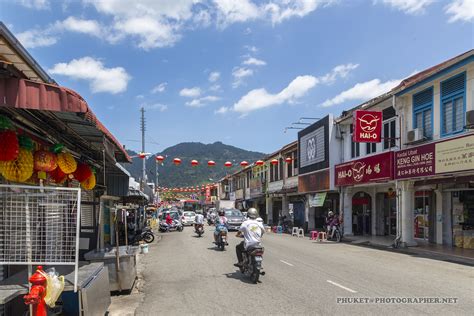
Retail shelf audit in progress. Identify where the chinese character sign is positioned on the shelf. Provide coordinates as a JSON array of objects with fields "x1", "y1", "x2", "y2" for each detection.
[
  {"x1": 353, "y1": 110, "x2": 382, "y2": 143},
  {"x1": 335, "y1": 152, "x2": 393, "y2": 186},
  {"x1": 395, "y1": 143, "x2": 435, "y2": 179}
]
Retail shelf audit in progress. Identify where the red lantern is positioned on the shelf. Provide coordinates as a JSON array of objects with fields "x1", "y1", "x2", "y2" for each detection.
[
  {"x1": 191, "y1": 160, "x2": 199, "y2": 167},
  {"x1": 224, "y1": 161, "x2": 232, "y2": 167},
  {"x1": 0, "y1": 130, "x2": 19, "y2": 161},
  {"x1": 138, "y1": 152, "x2": 146, "y2": 159},
  {"x1": 255, "y1": 160, "x2": 264, "y2": 166},
  {"x1": 156, "y1": 155, "x2": 164, "y2": 162},
  {"x1": 34, "y1": 150, "x2": 57, "y2": 172},
  {"x1": 271, "y1": 158, "x2": 278, "y2": 165},
  {"x1": 208, "y1": 160, "x2": 216, "y2": 167},
  {"x1": 50, "y1": 167, "x2": 67, "y2": 184},
  {"x1": 73, "y1": 163, "x2": 93, "y2": 182},
  {"x1": 285, "y1": 157, "x2": 292, "y2": 163},
  {"x1": 173, "y1": 158, "x2": 181, "y2": 165},
  {"x1": 240, "y1": 161, "x2": 249, "y2": 167}
]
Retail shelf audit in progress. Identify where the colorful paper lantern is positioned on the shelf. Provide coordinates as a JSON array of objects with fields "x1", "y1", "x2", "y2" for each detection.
[
  {"x1": 224, "y1": 161, "x2": 232, "y2": 167},
  {"x1": 73, "y1": 163, "x2": 93, "y2": 182},
  {"x1": 138, "y1": 152, "x2": 147, "y2": 159},
  {"x1": 173, "y1": 158, "x2": 181, "y2": 166},
  {"x1": 191, "y1": 160, "x2": 199, "y2": 167},
  {"x1": 156, "y1": 155, "x2": 164, "y2": 162},
  {"x1": 255, "y1": 160, "x2": 264, "y2": 166},
  {"x1": 240, "y1": 161, "x2": 249, "y2": 167},
  {"x1": 34, "y1": 150, "x2": 57, "y2": 172},
  {"x1": 285, "y1": 157, "x2": 292, "y2": 163},
  {"x1": 208, "y1": 160, "x2": 216, "y2": 167},
  {"x1": 0, "y1": 148, "x2": 34, "y2": 182},
  {"x1": 270, "y1": 158, "x2": 279, "y2": 165},
  {"x1": 81, "y1": 173, "x2": 96, "y2": 190},
  {"x1": 0, "y1": 130, "x2": 19, "y2": 161},
  {"x1": 50, "y1": 167, "x2": 67, "y2": 184},
  {"x1": 57, "y1": 152, "x2": 77, "y2": 174}
]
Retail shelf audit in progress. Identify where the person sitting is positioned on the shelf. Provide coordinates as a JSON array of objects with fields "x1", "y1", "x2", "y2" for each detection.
[
  {"x1": 165, "y1": 211, "x2": 174, "y2": 227},
  {"x1": 326, "y1": 211, "x2": 339, "y2": 238},
  {"x1": 234, "y1": 208, "x2": 264, "y2": 267},
  {"x1": 214, "y1": 210, "x2": 228, "y2": 244},
  {"x1": 194, "y1": 210, "x2": 204, "y2": 231}
]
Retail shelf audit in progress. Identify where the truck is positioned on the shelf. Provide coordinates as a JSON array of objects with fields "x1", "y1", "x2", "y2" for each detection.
[{"x1": 216, "y1": 199, "x2": 235, "y2": 210}]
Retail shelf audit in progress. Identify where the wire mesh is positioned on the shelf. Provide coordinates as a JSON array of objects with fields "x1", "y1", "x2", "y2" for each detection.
[{"x1": 0, "y1": 184, "x2": 81, "y2": 266}]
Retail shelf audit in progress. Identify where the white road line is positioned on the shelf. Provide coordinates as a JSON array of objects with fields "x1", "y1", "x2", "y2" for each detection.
[
  {"x1": 280, "y1": 260, "x2": 294, "y2": 266},
  {"x1": 326, "y1": 280, "x2": 357, "y2": 293}
]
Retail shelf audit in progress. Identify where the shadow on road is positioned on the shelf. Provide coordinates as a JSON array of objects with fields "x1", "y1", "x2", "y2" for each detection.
[
  {"x1": 206, "y1": 247, "x2": 227, "y2": 252},
  {"x1": 224, "y1": 271, "x2": 256, "y2": 284}
]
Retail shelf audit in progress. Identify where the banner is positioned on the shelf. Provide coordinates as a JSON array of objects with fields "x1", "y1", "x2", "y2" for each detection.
[
  {"x1": 335, "y1": 151, "x2": 393, "y2": 186},
  {"x1": 353, "y1": 110, "x2": 382, "y2": 143},
  {"x1": 309, "y1": 192, "x2": 327, "y2": 207}
]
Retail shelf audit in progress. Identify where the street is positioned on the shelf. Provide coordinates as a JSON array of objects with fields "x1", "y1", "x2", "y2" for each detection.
[{"x1": 136, "y1": 226, "x2": 473, "y2": 315}]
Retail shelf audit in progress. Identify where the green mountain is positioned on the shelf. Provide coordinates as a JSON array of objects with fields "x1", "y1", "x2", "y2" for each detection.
[{"x1": 123, "y1": 142, "x2": 265, "y2": 187}]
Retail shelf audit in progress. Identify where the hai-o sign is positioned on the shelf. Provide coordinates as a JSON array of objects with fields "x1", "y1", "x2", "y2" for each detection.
[{"x1": 353, "y1": 110, "x2": 382, "y2": 143}]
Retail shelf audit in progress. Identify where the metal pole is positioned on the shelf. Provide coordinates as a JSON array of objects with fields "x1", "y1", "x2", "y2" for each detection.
[{"x1": 141, "y1": 107, "x2": 146, "y2": 190}]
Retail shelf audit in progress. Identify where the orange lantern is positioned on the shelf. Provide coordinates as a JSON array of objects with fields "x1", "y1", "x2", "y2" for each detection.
[
  {"x1": 34, "y1": 150, "x2": 57, "y2": 172},
  {"x1": 208, "y1": 160, "x2": 216, "y2": 167},
  {"x1": 191, "y1": 160, "x2": 199, "y2": 167},
  {"x1": 270, "y1": 158, "x2": 278, "y2": 165},
  {"x1": 57, "y1": 152, "x2": 77, "y2": 174},
  {"x1": 173, "y1": 158, "x2": 181, "y2": 165},
  {"x1": 240, "y1": 161, "x2": 249, "y2": 167},
  {"x1": 285, "y1": 157, "x2": 292, "y2": 163},
  {"x1": 81, "y1": 173, "x2": 96, "y2": 190},
  {"x1": 255, "y1": 160, "x2": 264, "y2": 166},
  {"x1": 224, "y1": 161, "x2": 232, "y2": 167}
]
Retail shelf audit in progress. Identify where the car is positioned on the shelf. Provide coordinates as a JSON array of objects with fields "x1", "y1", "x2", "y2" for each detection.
[
  {"x1": 182, "y1": 211, "x2": 196, "y2": 226},
  {"x1": 224, "y1": 208, "x2": 245, "y2": 231}
]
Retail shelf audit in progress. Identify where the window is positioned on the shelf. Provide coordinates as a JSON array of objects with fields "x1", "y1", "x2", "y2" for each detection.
[
  {"x1": 293, "y1": 152, "x2": 298, "y2": 176},
  {"x1": 413, "y1": 87, "x2": 433, "y2": 138},
  {"x1": 366, "y1": 142, "x2": 376, "y2": 154},
  {"x1": 441, "y1": 73, "x2": 465, "y2": 136},
  {"x1": 287, "y1": 156, "x2": 293, "y2": 178},
  {"x1": 350, "y1": 124, "x2": 360, "y2": 158},
  {"x1": 270, "y1": 163, "x2": 274, "y2": 182},
  {"x1": 383, "y1": 119, "x2": 396, "y2": 150}
]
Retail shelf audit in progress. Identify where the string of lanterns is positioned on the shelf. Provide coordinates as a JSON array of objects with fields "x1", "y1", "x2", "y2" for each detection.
[{"x1": 137, "y1": 154, "x2": 293, "y2": 167}]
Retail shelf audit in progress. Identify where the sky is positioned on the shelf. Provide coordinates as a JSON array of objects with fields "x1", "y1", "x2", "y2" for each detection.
[{"x1": 1, "y1": 0, "x2": 473, "y2": 154}]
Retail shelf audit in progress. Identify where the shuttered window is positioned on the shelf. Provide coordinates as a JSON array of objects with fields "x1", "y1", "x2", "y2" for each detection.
[
  {"x1": 441, "y1": 73, "x2": 465, "y2": 136},
  {"x1": 413, "y1": 87, "x2": 433, "y2": 138}
]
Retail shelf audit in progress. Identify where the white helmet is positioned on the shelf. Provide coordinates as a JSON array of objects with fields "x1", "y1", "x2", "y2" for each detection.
[
  {"x1": 328, "y1": 211, "x2": 334, "y2": 217},
  {"x1": 247, "y1": 208, "x2": 258, "y2": 219},
  {"x1": 256, "y1": 217, "x2": 263, "y2": 223}
]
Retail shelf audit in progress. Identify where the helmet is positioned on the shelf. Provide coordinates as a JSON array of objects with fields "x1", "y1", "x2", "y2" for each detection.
[
  {"x1": 166, "y1": 211, "x2": 170, "y2": 214},
  {"x1": 328, "y1": 211, "x2": 334, "y2": 217},
  {"x1": 247, "y1": 208, "x2": 258, "y2": 219},
  {"x1": 218, "y1": 209, "x2": 225, "y2": 216},
  {"x1": 256, "y1": 217, "x2": 263, "y2": 223}
]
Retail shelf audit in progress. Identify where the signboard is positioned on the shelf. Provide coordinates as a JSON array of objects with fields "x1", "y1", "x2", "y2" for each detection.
[
  {"x1": 249, "y1": 178, "x2": 263, "y2": 198},
  {"x1": 353, "y1": 110, "x2": 382, "y2": 143},
  {"x1": 309, "y1": 192, "x2": 327, "y2": 207},
  {"x1": 298, "y1": 116, "x2": 330, "y2": 175},
  {"x1": 298, "y1": 169, "x2": 330, "y2": 193},
  {"x1": 395, "y1": 134, "x2": 474, "y2": 180},
  {"x1": 335, "y1": 151, "x2": 393, "y2": 186}
]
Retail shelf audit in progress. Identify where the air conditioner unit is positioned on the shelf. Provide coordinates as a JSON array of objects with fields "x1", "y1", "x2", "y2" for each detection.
[
  {"x1": 407, "y1": 128, "x2": 423, "y2": 143},
  {"x1": 466, "y1": 110, "x2": 474, "y2": 128},
  {"x1": 224, "y1": 185, "x2": 230, "y2": 192}
]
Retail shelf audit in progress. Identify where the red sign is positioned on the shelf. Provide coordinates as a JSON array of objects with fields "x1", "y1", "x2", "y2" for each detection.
[
  {"x1": 335, "y1": 152, "x2": 393, "y2": 186},
  {"x1": 353, "y1": 110, "x2": 382, "y2": 143},
  {"x1": 395, "y1": 143, "x2": 435, "y2": 179}
]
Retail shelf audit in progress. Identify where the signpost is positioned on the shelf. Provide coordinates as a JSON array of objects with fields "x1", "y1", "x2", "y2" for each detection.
[{"x1": 352, "y1": 110, "x2": 382, "y2": 143}]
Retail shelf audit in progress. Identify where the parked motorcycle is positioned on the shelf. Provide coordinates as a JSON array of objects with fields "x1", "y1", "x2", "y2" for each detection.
[
  {"x1": 128, "y1": 227, "x2": 155, "y2": 244},
  {"x1": 239, "y1": 244, "x2": 265, "y2": 283},
  {"x1": 195, "y1": 224, "x2": 204, "y2": 237},
  {"x1": 159, "y1": 219, "x2": 184, "y2": 233},
  {"x1": 326, "y1": 225, "x2": 342, "y2": 242},
  {"x1": 216, "y1": 231, "x2": 227, "y2": 251}
]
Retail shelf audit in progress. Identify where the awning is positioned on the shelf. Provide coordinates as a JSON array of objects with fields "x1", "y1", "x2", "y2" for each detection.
[{"x1": 0, "y1": 77, "x2": 131, "y2": 163}]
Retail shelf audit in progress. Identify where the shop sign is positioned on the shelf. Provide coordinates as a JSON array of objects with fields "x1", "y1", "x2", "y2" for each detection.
[
  {"x1": 353, "y1": 110, "x2": 382, "y2": 143},
  {"x1": 335, "y1": 151, "x2": 393, "y2": 186},
  {"x1": 395, "y1": 143, "x2": 435, "y2": 179},
  {"x1": 235, "y1": 189, "x2": 244, "y2": 200},
  {"x1": 309, "y1": 192, "x2": 327, "y2": 207},
  {"x1": 298, "y1": 115, "x2": 330, "y2": 175},
  {"x1": 298, "y1": 169, "x2": 330, "y2": 193},
  {"x1": 249, "y1": 178, "x2": 263, "y2": 197}
]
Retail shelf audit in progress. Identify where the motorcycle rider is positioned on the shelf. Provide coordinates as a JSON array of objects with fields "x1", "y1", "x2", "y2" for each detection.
[
  {"x1": 234, "y1": 208, "x2": 264, "y2": 268},
  {"x1": 326, "y1": 211, "x2": 340, "y2": 239},
  {"x1": 214, "y1": 209, "x2": 228, "y2": 244},
  {"x1": 194, "y1": 209, "x2": 204, "y2": 232},
  {"x1": 165, "y1": 211, "x2": 174, "y2": 228}
]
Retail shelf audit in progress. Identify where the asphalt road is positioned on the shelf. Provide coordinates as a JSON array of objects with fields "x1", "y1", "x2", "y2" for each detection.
[{"x1": 136, "y1": 225, "x2": 473, "y2": 315}]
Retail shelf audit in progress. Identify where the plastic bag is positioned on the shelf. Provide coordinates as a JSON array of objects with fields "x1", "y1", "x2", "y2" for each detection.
[{"x1": 39, "y1": 268, "x2": 65, "y2": 308}]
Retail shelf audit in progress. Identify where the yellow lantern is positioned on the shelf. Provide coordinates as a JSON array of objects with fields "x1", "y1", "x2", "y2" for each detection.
[
  {"x1": 81, "y1": 173, "x2": 96, "y2": 190},
  {"x1": 0, "y1": 148, "x2": 34, "y2": 182},
  {"x1": 57, "y1": 152, "x2": 77, "y2": 174}
]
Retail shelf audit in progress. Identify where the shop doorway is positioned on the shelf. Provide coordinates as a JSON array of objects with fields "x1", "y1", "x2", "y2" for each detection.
[
  {"x1": 272, "y1": 200, "x2": 282, "y2": 225},
  {"x1": 292, "y1": 202, "x2": 305, "y2": 230},
  {"x1": 414, "y1": 190, "x2": 435, "y2": 242},
  {"x1": 352, "y1": 192, "x2": 372, "y2": 235}
]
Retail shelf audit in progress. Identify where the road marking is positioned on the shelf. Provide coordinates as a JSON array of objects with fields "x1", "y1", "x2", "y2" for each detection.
[
  {"x1": 280, "y1": 260, "x2": 294, "y2": 266},
  {"x1": 326, "y1": 280, "x2": 357, "y2": 293}
]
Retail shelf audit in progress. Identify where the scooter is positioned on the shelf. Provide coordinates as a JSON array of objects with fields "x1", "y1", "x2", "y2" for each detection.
[
  {"x1": 159, "y1": 219, "x2": 184, "y2": 233},
  {"x1": 326, "y1": 225, "x2": 342, "y2": 242},
  {"x1": 195, "y1": 224, "x2": 204, "y2": 237},
  {"x1": 239, "y1": 244, "x2": 265, "y2": 284},
  {"x1": 216, "y1": 231, "x2": 227, "y2": 251},
  {"x1": 128, "y1": 227, "x2": 155, "y2": 244}
]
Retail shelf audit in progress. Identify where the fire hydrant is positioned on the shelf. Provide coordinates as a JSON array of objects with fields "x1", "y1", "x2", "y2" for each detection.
[{"x1": 24, "y1": 265, "x2": 47, "y2": 316}]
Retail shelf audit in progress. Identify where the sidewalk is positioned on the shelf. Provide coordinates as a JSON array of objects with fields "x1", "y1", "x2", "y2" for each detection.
[{"x1": 344, "y1": 235, "x2": 474, "y2": 266}]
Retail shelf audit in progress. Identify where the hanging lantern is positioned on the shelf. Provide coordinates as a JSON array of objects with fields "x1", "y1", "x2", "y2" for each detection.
[
  {"x1": 138, "y1": 152, "x2": 147, "y2": 159},
  {"x1": 81, "y1": 173, "x2": 96, "y2": 190},
  {"x1": 49, "y1": 167, "x2": 67, "y2": 184},
  {"x1": 156, "y1": 155, "x2": 164, "y2": 162},
  {"x1": 57, "y1": 152, "x2": 77, "y2": 174},
  {"x1": 240, "y1": 161, "x2": 249, "y2": 167},
  {"x1": 255, "y1": 160, "x2": 264, "y2": 166},
  {"x1": 173, "y1": 158, "x2": 181, "y2": 166},
  {"x1": 0, "y1": 148, "x2": 34, "y2": 182},
  {"x1": 208, "y1": 160, "x2": 216, "y2": 167},
  {"x1": 224, "y1": 161, "x2": 232, "y2": 167},
  {"x1": 0, "y1": 130, "x2": 19, "y2": 161},
  {"x1": 270, "y1": 158, "x2": 279, "y2": 165},
  {"x1": 285, "y1": 157, "x2": 292, "y2": 163},
  {"x1": 34, "y1": 150, "x2": 57, "y2": 172},
  {"x1": 73, "y1": 163, "x2": 93, "y2": 182},
  {"x1": 191, "y1": 160, "x2": 199, "y2": 167}
]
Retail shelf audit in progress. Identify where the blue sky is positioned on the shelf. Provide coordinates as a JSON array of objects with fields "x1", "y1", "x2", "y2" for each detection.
[{"x1": 1, "y1": 0, "x2": 473, "y2": 154}]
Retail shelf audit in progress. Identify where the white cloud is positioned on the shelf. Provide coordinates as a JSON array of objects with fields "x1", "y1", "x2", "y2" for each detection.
[
  {"x1": 179, "y1": 87, "x2": 202, "y2": 98},
  {"x1": 321, "y1": 78, "x2": 401, "y2": 107},
  {"x1": 264, "y1": 0, "x2": 331, "y2": 24},
  {"x1": 377, "y1": 0, "x2": 434, "y2": 15},
  {"x1": 445, "y1": 0, "x2": 474, "y2": 22},
  {"x1": 215, "y1": 106, "x2": 229, "y2": 114},
  {"x1": 214, "y1": 0, "x2": 261, "y2": 26},
  {"x1": 16, "y1": 29, "x2": 58, "y2": 48},
  {"x1": 244, "y1": 45, "x2": 258, "y2": 53},
  {"x1": 143, "y1": 103, "x2": 168, "y2": 112},
  {"x1": 55, "y1": 16, "x2": 103, "y2": 37},
  {"x1": 136, "y1": 94, "x2": 145, "y2": 99},
  {"x1": 49, "y1": 56, "x2": 131, "y2": 94},
  {"x1": 151, "y1": 82, "x2": 167, "y2": 93},
  {"x1": 319, "y1": 63, "x2": 359, "y2": 84},
  {"x1": 243, "y1": 57, "x2": 267, "y2": 66},
  {"x1": 232, "y1": 67, "x2": 254, "y2": 88},
  {"x1": 208, "y1": 71, "x2": 221, "y2": 82},
  {"x1": 232, "y1": 75, "x2": 317, "y2": 114},
  {"x1": 209, "y1": 84, "x2": 221, "y2": 91},
  {"x1": 186, "y1": 95, "x2": 220, "y2": 107},
  {"x1": 18, "y1": 0, "x2": 49, "y2": 10}
]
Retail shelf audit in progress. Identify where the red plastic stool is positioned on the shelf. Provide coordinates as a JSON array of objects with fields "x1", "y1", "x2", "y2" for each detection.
[{"x1": 310, "y1": 231, "x2": 319, "y2": 240}]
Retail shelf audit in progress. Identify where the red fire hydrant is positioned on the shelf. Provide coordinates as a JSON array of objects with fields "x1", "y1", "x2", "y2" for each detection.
[{"x1": 24, "y1": 265, "x2": 47, "y2": 316}]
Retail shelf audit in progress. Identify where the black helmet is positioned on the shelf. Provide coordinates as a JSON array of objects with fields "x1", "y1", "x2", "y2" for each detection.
[
  {"x1": 247, "y1": 208, "x2": 258, "y2": 219},
  {"x1": 218, "y1": 209, "x2": 225, "y2": 216}
]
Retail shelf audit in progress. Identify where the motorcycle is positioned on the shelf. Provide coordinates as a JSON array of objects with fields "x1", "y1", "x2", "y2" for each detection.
[
  {"x1": 239, "y1": 244, "x2": 265, "y2": 284},
  {"x1": 195, "y1": 224, "x2": 204, "y2": 237},
  {"x1": 159, "y1": 219, "x2": 184, "y2": 233},
  {"x1": 326, "y1": 224, "x2": 342, "y2": 242},
  {"x1": 216, "y1": 231, "x2": 227, "y2": 251},
  {"x1": 128, "y1": 227, "x2": 155, "y2": 244}
]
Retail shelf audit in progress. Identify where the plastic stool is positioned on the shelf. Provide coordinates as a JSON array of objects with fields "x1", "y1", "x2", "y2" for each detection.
[
  {"x1": 298, "y1": 228, "x2": 304, "y2": 238},
  {"x1": 272, "y1": 226, "x2": 277, "y2": 233},
  {"x1": 292, "y1": 227, "x2": 299, "y2": 236},
  {"x1": 316, "y1": 231, "x2": 327, "y2": 242},
  {"x1": 276, "y1": 226, "x2": 283, "y2": 234},
  {"x1": 310, "y1": 231, "x2": 319, "y2": 240}
]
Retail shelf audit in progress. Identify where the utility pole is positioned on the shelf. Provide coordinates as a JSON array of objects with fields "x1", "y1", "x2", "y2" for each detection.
[{"x1": 141, "y1": 106, "x2": 146, "y2": 190}]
